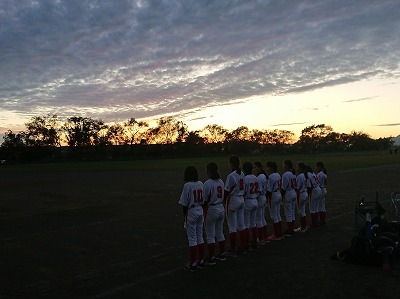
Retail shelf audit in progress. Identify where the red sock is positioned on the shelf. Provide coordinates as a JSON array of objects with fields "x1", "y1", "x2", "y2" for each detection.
[
  {"x1": 311, "y1": 213, "x2": 318, "y2": 227},
  {"x1": 251, "y1": 227, "x2": 258, "y2": 246},
  {"x1": 278, "y1": 221, "x2": 283, "y2": 237},
  {"x1": 263, "y1": 225, "x2": 268, "y2": 240},
  {"x1": 320, "y1": 212, "x2": 326, "y2": 224},
  {"x1": 301, "y1": 216, "x2": 307, "y2": 230},
  {"x1": 229, "y1": 232, "x2": 237, "y2": 251},
  {"x1": 189, "y1": 245, "x2": 197, "y2": 266},
  {"x1": 198, "y1": 243, "x2": 205, "y2": 263},
  {"x1": 258, "y1": 227, "x2": 264, "y2": 241},
  {"x1": 218, "y1": 240, "x2": 225, "y2": 255},
  {"x1": 207, "y1": 243, "x2": 216, "y2": 259},
  {"x1": 239, "y1": 230, "x2": 246, "y2": 251},
  {"x1": 274, "y1": 222, "x2": 278, "y2": 236}
]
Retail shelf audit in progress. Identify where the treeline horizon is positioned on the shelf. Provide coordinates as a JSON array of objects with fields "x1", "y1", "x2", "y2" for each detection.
[{"x1": 0, "y1": 114, "x2": 395, "y2": 163}]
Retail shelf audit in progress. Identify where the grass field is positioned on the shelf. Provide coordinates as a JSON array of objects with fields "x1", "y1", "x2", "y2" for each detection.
[
  {"x1": 2, "y1": 150, "x2": 399, "y2": 173},
  {"x1": 1, "y1": 151, "x2": 400, "y2": 298}
]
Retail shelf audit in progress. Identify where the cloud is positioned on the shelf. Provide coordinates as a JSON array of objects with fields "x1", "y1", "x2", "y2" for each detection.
[
  {"x1": 373, "y1": 123, "x2": 400, "y2": 127},
  {"x1": 270, "y1": 122, "x2": 308, "y2": 127},
  {"x1": 1, "y1": 0, "x2": 400, "y2": 125},
  {"x1": 344, "y1": 96, "x2": 378, "y2": 103}
]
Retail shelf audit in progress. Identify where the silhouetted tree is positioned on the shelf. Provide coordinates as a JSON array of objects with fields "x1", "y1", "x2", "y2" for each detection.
[
  {"x1": 123, "y1": 118, "x2": 149, "y2": 145},
  {"x1": 149, "y1": 117, "x2": 187, "y2": 144},
  {"x1": 24, "y1": 115, "x2": 61, "y2": 147},
  {"x1": 200, "y1": 124, "x2": 227, "y2": 143},
  {"x1": 347, "y1": 131, "x2": 375, "y2": 150},
  {"x1": 1, "y1": 130, "x2": 26, "y2": 147},
  {"x1": 185, "y1": 131, "x2": 205, "y2": 145},
  {"x1": 298, "y1": 124, "x2": 333, "y2": 152},
  {"x1": 227, "y1": 126, "x2": 251, "y2": 142},
  {"x1": 62, "y1": 117, "x2": 105, "y2": 146},
  {"x1": 101, "y1": 123, "x2": 125, "y2": 145},
  {"x1": 375, "y1": 137, "x2": 394, "y2": 150}
]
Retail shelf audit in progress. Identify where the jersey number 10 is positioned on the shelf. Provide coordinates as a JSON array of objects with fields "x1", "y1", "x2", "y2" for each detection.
[{"x1": 193, "y1": 189, "x2": 203, "y2": 203}]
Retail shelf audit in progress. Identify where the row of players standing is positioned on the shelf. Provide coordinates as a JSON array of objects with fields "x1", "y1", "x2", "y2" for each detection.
[{"x1": 178, "y1": 155, "x2": 328, "y2": 272}]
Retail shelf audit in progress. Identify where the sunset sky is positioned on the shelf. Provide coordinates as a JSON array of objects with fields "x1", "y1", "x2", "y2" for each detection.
[{"x1": 1, "y1": 0, "x2": 400, "y2": 140}]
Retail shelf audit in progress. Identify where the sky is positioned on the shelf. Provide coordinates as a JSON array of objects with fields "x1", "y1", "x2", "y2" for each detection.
[{"x1": 1, "y1": 0, "x2": 400, "y2": 141}]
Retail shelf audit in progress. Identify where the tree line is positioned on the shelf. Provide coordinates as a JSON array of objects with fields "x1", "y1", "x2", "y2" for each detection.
[{"x1": 0, "y1": 115, "x2": 394, "y2": 163}]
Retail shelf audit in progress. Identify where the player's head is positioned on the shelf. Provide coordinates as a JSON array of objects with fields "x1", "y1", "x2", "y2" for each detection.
[
  {"x1": 184, "y1": 166, "x2": 199, "y2": 182},
  {"x1": 242, "y1": 161, "x2": 253, "y2": 176},
  {"x1": 253, "y1": 161, "x2": 265, "y2": 176},
  {"x1": 296, "y1": 162, "x2": 306, "y2": 175},
  {"x1": 316, "y1": 161, "x2": 327, "y2": 174},
  {"x1": 229, "y1": 155, "x2": 241, "y2": 173},
  {"x1": 283, "y1": 159, "x2": 294, "y2": 172},
  {"x1": 207, "y1": 162, "x2": 220, "y2": 180},
  {"x1": 305, "y1": 165, "x2": 313, "y2": 174},
  {"x1": 266, "y1": 161, "x2": 278, "y2": 173}
]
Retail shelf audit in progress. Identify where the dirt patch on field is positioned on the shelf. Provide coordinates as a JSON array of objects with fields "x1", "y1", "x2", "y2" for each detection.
[{"x1": 1, "y1": 164, "x2": 400, "y2": 298}]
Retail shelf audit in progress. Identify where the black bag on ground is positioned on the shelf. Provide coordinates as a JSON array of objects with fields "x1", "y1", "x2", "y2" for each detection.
[{"x1": 344, "y1": 235, "x2": 380, "y2": 266}]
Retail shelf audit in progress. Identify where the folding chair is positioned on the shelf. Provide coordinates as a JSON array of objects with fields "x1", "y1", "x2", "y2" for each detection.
[
  {"x1": 355, "y1": 196, "x2": 377, "y2": 232},
  {"x1": 390, "y1": 191, "x2": 400, "y2": 218}
]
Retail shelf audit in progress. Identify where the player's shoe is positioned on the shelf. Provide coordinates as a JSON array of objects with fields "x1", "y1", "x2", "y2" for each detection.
[
  {"x1": 223, "y1": 250, "x2": 238, "y2": 258},
  {"x1": 284, "y1": 231, "x2": 294, "y2": 237},
  {"x1": 258, "y1": 238, "x2": 270, "y2": 245},
  {"x1": 215, "y1": 254, "x2": 227, "y2": 261},
  {"x1": 267, "y1": 234, "x2": 282, "y2": 241},
  {"x1": 251, "y1": 243, "x2": 260, "y2": 250},
  {"x1": 183, "y1": 265, "x2": 197, "y2": 272},
  {"x1": 237, "y1": 248, "x2": 249, "y2": 255},
  {"x1": 294, "y1": 227, "x2": 302, "y2": 233},
  {"x1": 204, "y1": 258, "x2": 217, "y2": 266},
  {"x1": 196, "y1": 262, "x2": 205, "y2": 270}
]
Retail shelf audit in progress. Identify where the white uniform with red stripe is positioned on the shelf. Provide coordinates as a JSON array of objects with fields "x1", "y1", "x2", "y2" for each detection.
[
  {"x1": 307, "y1": 171, "x2": 322, "y2": 214},
  {"x1": 224, "y1": 170, "x2": 245, "y2": 233},
  {"x1": 256, "y1": 173, "x2": 268, "y2": 228},
  {"x1": 296, "y1": 172, "x2": 308, "y2": 217},
  {"x1": 244, "y1": 173, "x2": 259, "y2": 230},
  {"x1": 267, "y1": 172, "x2": 282, "y2": 223},
  {"x1": 178, "y1": 181, "x2": 205, "y2": 247},
  {"x1": 281, "y1": 170, "x2": 297, "y2": 223},
  {"x1": 203, "y1": 178, "x2": 225, "y2": 244},
  {"x1": 316, "y1": 171, "x2": 327, "y2": 213}
]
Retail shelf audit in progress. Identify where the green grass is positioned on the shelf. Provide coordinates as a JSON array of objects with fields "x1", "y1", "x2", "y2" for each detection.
[{"x1": 1, "y1": 151, "x2": 399, "y2": 173}]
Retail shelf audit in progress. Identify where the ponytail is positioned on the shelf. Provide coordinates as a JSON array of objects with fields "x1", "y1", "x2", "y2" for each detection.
[{"x1": 207, "y1": 162, "x2": 220, "y2": 180}]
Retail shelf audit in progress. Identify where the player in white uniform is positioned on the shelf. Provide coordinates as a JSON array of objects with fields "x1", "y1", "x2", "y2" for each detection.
[
  {"x1": 203, "y1": 162, "x2": 227, "y2": 264},
  {"x1": 243, "y1": 161, "x2": 260, "y2": 250},
  {"x1": 295, "y1": 162, "x2": 308, "y2": 232},
  {"x1": 306, "y1": 165, "x2": 322, "y2": 228},
  {"x1": 178, "y1": 166, "x2": 205, "y2": 272},
  {"x1": 253, "y1": 161, "x2": 269, "y2": 244},
  {"x1": 224, "y1": 155, "x2": 246, "y2": 256},
  {"x1": 266, "y1": 161, "x2": 284, "y2": 240},
  {"x1": 281, "y1": 160, "x2": 297, "y2": 236},
  {"x1": 315, "y1": 161, "x2": 328, "y2": 225}
]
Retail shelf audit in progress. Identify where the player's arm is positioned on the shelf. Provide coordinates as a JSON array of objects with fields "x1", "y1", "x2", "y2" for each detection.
[
  {"x1": 280, "y1": 177, "x2": 286, "y2": 197},
  {"x1": 265, "y1": 178, "x2": 272, "y2": 198},
  {"x1": 223, "y1": 175, "x2": 234, "y2": 203},
  {"x1": 223, "y1": 189, "x2": 231, "y2": 203},
  {"x1": 178, "y1": 185, "x2": 189, "y2": 218},
  {"x1": 203, "y1": 183, "x2": 211, "y2": 205}
]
